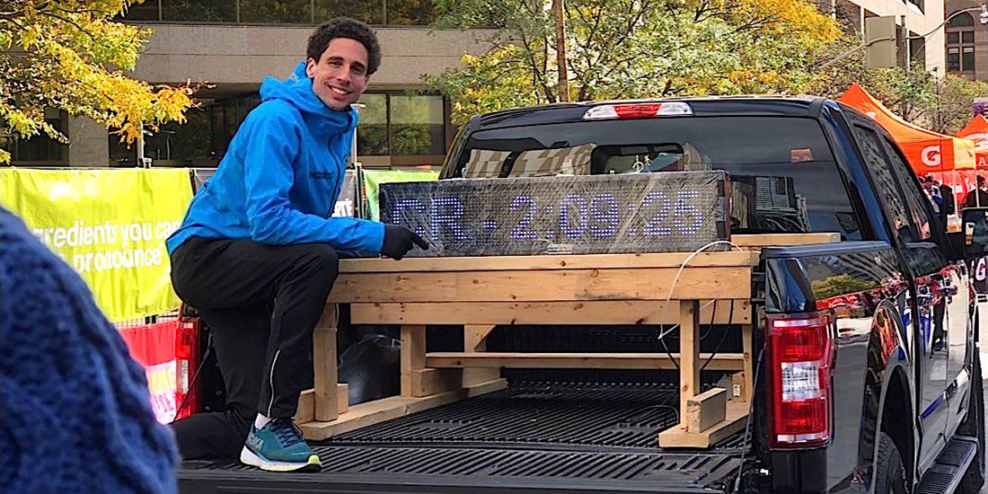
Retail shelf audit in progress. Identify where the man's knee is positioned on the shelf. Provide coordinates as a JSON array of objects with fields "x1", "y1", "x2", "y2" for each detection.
[{"x1": 305, "y1": 244, "x2": 339, "y2": 276}]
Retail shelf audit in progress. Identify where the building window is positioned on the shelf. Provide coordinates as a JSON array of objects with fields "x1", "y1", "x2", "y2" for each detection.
[
  {"x1": 8, "y1": 108, "x2": 67, "y2": 166},
  {"x1": 110, "y1": 93, "x2": 260, "y2": 167},
  {"x1": 356, "y1": 93, "x2": 447, "y2": 162},
  {"x1": 161, "y1": 0, "x2": 237, "y2": 22},
  {"x1": 390, "y1": 95, "x2": 444, "y2": 155},
  {"x1": 121, "y1": 0, "x2": 435, "y2": 25},
  {"x1": 314, "y1": 0, "x2": 385, "y2": 25},
  {"x1": 946, "y1": 12, "x2": 976, "y2": 74},
  {"x1": 357, "y1": 93, "x2": 388, "y2": 155}
]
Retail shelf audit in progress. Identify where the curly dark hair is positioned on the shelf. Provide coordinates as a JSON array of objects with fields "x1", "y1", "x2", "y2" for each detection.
[{"x1": 307, "y1": 18, "x2": 381, "y2": 76}]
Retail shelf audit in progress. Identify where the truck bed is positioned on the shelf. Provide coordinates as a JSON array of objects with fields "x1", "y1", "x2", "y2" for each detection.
[{"x1": 178, "y1": 382, "x2": 746, "y2": 494}]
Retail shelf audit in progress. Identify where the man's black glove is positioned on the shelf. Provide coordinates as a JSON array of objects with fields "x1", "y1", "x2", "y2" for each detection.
[{"x1": 382, "y1": 224, "x2": 429, "y2": 260}]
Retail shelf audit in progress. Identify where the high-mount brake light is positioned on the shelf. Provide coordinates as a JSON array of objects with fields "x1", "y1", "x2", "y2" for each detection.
[{"x1": 581, "y1": 102, "x2": 693, "y2": 120}]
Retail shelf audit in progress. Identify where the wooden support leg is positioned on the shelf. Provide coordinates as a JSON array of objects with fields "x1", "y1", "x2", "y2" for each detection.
[
  {"x1": 313, "y1": 304, "x2": 339, "y2": 422},
  {"x1": 659, "y1": 302, "x2": 750, "y2": 448},
  {"x1": 742, "y1": 324, "x2": 753, "y2": 403},
  {"x1": 680, "y1": 300, "x2": 700, "y2": 429},
  {"x1": 401, "y1": 325, "x2": 427, "y2": 397},
  {"x1": 463, "y1": 324, "x2": 499, "y2": 386}
]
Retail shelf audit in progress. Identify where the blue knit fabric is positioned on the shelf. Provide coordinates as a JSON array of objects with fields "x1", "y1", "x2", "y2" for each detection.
[{"x1": 0, "y1": 208, "x2": 178, "y2": 494}]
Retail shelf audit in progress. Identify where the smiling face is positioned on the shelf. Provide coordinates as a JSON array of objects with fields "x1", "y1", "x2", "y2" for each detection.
[{"x1": 306, "y1": 37, "x2": 370, "y2": 112}]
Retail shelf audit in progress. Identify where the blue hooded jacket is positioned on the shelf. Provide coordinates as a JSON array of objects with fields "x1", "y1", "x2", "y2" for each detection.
[{"x1": 166, "y1": 62, "x2": 385, "y2": 255}]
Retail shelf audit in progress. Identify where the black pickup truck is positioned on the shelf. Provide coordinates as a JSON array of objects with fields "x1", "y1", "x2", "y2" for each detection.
[{"x1": 179, "y1": 96, "x2": 987, "y2": 494}]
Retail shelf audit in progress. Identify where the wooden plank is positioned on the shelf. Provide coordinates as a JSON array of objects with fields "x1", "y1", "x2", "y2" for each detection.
[
  {"x1": 338, "y1": 251, "x2": 760, "y2": 273},
  {"x1": 742, "y1": 324, "x2": 754, "y2": 403},
  {"x1": 313, "y1": 305, "x2": 338, "y2": 422},
  {"x1": 330, "y1": 267, "x2": 751, "y2": 303},
  {"x1": 401, "y1": 325, "x2": 427, "y2": 397},
  {"x1": 463, "y1": 324, "x2": 499, "y2": 386},
  {"x1": 659, "y1": 400, "x2": 749, "y2": 448},
  {"x1": 351, "y1": 300, "x2": 751, "y2": 326},
  {"x1": 425, "y1": 352, "x2": 744, "y2": 371},
  {"x1": 686, "y1": 388, "x2": 727, "y2": 433},
  {"x1": 297, "y1": 384, "x2": 350, "y2": 422},
  {"x1": 300, "y1": 378, "x2": 507, "y2": 441},
  {"x1": 411, "y1": 368, "x2": 463, "y2": 397},
  {"x1": 679, "y1": 300, "x2": 700, "y2": 423},
  {"x1": 732, "y1": 233, "x2": 840, "y2": 248}
]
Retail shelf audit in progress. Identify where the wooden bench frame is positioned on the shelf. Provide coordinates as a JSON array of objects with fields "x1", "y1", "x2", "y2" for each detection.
[
  {"x1": 295, "y1": 233, "x2": 839, "y2": 446},
  {"x1": 293, "y1": 250, "x2": 758, "y2": 446}
]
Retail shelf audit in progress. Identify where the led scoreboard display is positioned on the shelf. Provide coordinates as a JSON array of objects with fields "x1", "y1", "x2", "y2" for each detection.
[{"x1": 380, "y1": 171, "x2": 730, "y2": 257}]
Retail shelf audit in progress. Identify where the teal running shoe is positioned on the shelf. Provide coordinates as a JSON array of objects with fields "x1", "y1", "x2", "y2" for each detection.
[{"x1": 240, "y1": 419, "x2": 321, "y2": 472}]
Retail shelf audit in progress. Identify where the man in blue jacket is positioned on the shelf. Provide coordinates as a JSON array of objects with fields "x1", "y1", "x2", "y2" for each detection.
[{"x1": 166, "y1": 18, "x2": 427, "y2": 472}]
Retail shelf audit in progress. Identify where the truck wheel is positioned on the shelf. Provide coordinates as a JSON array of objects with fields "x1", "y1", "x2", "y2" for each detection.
[
  {"x1": 875, "y1": 432, "x2": 908, "y2": 494},
  {"x1": 958, "y1": 353, "x2": 985, "y2": 494}
]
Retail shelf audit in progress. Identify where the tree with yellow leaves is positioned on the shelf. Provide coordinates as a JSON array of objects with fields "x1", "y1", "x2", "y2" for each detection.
[
  {"x1": 1, "y1": 0, "x2": 193, "y2": 164},
  {"x1": 427, "y1": 0, "x2": 843, "y2": 124}
]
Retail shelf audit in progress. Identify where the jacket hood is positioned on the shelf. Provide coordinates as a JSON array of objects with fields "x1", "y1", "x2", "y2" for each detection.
[{"x1": 259, "y1": 61, "x2": 358, "y2": 138}]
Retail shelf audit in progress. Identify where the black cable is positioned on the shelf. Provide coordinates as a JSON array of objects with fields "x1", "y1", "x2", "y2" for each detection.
[
  {"x1": 659, "y1": 331, "x2": 680, "y2": 372},
  {"x1": 174, "y1": 331, "x2": 214, "y2": 420},
  {"x1": 732, "y1": 347, "x2": 765, "y2": 494},
  {"x1": 701, "y1": 299, "x2": 735, "y2": 372}
]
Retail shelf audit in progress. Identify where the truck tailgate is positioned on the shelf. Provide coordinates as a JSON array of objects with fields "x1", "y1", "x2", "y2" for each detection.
[{"x1": 179, "y1": 383, "x2": 745, "y2": 494}]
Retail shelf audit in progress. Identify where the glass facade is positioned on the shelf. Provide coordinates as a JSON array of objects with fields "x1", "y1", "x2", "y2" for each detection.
[
  {"x1": 110, "y1": 94, "x2": 260, "y2": 166},
  {"x1": 356, "y1": 93, "x2": 446, "y2": 160},
  {"x1": 122, "y1": 0, "x2": 434, "y2": 25},
  {"x1": 110, "y1": 92, "x2": 445, "y2": 167},
  {"x1": 389, "y1": 94, "x2": 444, "y2": 156}
]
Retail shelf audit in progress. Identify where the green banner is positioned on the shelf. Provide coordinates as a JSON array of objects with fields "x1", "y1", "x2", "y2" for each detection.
[
  {"x1": 363, "y1": 169, "x2": 439, "y2": 221},
  {"x1": 0, "y1": 168, "x2": 194, "y2": 321}
]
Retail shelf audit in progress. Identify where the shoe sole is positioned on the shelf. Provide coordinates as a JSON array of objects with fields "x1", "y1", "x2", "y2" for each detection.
[{"x1": 240, "y1": 446, "x2": 321, "y2": 472}]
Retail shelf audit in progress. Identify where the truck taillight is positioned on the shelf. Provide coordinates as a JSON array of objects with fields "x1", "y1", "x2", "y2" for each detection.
[
  {"x1": 582, "y1": 102, "x2": 693, "y2": 120},
  {"x1": 174, "y1": 316, "x2": 200, "y2": 421},
  {"x1": 767, "y1": 312, "x2": 834, "y2": 449}
]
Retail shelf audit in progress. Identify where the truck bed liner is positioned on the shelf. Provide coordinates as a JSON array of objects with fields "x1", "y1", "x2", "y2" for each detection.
[{"x1": 179, "y1": 383, "x2": 747, "y2": 493}]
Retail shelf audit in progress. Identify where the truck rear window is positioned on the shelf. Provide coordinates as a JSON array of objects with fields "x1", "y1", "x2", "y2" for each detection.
[{"x1": 452, "y1": 116, "x2": 863, "y2": 240}]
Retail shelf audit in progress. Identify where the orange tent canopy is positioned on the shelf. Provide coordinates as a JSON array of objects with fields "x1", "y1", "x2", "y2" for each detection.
[
  {"x1": 839, "y1": 83, "x2": 976, "y2": 174},
  {"x1": 957, "y1": 114, "x2": 988, "y2": 169}
]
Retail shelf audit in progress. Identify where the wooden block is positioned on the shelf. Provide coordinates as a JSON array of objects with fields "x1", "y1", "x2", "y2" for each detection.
[
  {"x1": 732, "y1": 233, "x2": 839, "y2": 248},
  {"x1": 330, "y1": 267, "x2": 752, "y2": 303},
  {"x1": 463, "y1": 324, "x2": 499, "y2": 386},
  {"x1": 659, "y1": 400, "x2": 749, "y2": 448},
  {"x1": 300, "y1": 378, "x2": 507, "y2": 441},
  {"x1": 350, "y1": 300, "x2": 752, "y2": 326},
  {"x1": 295, "y1": 389, "x2": 314, "y2": 423},
  {"x1": 425, "y1": 352, "x2": 744, "y2": 371},
  {"x1": 337, "y1": 251, "x2": 760, "y2": 273},
  {"x1": 313, "y1": 305, "x2": 338, "y2": 422},
  {"x1": 337, "y1": 383, "x2": 349, "y2": 414},
  {"x1": 296, "y1": 384, "x2": 348, "y2": 422},
  {"x1": 686, "y1": 388, "x2": 727, "y2": 433},
  {"x1": 400, "y1": 325, "x2": 427, "y2": 397},
  {"x1": 679, "y1": 300, "x2": 700, "y2": 422},
  {"x1": 411, "y1": 368, "x2": 463, "y2": 397}
]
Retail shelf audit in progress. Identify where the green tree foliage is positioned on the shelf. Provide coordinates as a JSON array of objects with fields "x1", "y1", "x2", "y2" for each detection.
[
  {"x1": 428, "y1": 0, "x2": 986, "y2": 133},
  {"x1": 427, "y1": 0, "x2": 842, "y2": 124},
  {"x1": 1, "y1": 0, "x2": 194, "y2": 163}
]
